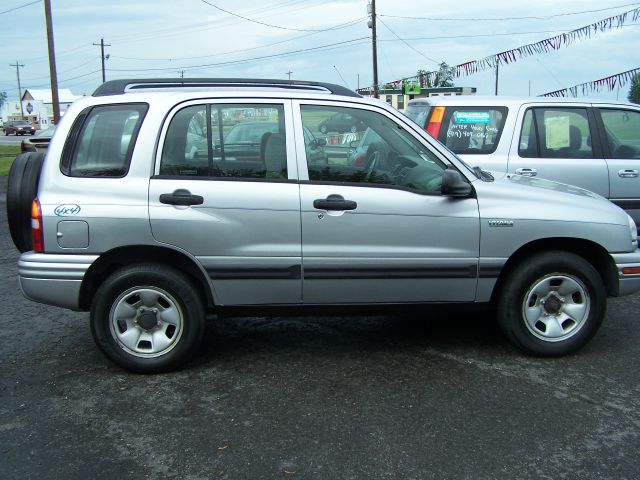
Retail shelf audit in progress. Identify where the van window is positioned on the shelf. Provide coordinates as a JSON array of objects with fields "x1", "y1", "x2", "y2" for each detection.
[{"x1": 437, "y1": 107, "x2": 507, "y2": 154}]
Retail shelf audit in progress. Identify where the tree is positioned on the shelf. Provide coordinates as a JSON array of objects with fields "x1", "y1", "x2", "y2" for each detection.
[
  {"x1": 416, "y1": 63, "x2": 455, "y2": 89},
  {"x1": 434, "y1": 62, "x2": 455, "y2": 88},
  {"x1": 0, "y1": 91, "x2": 7, "y2": 109},
  {"x1": 628, "y1": 73, "x2": 640, "y2": 104}
]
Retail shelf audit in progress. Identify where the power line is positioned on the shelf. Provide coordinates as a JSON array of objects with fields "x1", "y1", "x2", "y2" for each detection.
[
  {"x1": 0, "y1": 0, "x2": 41, "y2": 16},
  {"x1": 377, "y1": 17, "x2": 440, "y2": 66},
  {"x1": 110, "y1": 18, "x2": 365, "y2": 62},
  {"x1": 379, "y1": 2, "x2": 640, "y2": 21},
  {"x1": 107, "y1": 37, "x2": 370, "y2": 73},
  {"x1": 199, "y1": 0, "x2": 343, "y2": 32}
]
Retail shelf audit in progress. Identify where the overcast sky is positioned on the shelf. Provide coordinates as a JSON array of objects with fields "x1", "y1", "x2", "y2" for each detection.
[{"x1": 1, "y1": 0, "x2": 639, "y2": 102}]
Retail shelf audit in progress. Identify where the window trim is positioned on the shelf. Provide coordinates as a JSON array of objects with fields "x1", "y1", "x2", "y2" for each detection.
[{"x1": 59, "y1": 102, "x2": 148, "y2": 178}]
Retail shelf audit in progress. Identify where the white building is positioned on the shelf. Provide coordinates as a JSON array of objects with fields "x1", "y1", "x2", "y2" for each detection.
[{"x1": 1, "y1": 88, "x2": 82, "y2": 129}]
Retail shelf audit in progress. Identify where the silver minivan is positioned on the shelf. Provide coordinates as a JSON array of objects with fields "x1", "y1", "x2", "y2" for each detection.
[
  {"x1": 7, "y1": 79, "x2": 640, "y2": 373},
  {"x1": 420, "y1": 96, "x2": 640, "y2": 226}
]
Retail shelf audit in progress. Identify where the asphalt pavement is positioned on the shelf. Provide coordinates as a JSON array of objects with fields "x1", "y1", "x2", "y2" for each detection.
[{"x1": 1, "y1": 175, "x2": 639, "y2": 479}]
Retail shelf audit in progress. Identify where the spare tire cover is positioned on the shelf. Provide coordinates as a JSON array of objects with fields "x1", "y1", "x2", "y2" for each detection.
[{"x1": 6, "y1": 152, "x2": 45, "y2": 252}]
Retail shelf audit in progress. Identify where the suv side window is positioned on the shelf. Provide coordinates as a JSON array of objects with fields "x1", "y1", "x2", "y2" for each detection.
[
  {"x1": 61, "y1": 104, "x2": 147, "y2": 177},
  {"x1": 160, "y1": 103, "x2": 286, "y2": 179},
  {"x1": 519, "y1": 107, "x2": 593, "y2": 159},
  {"x1": 599, "y1": 109, "x2": 640, "y2": 159},
  {"x1": 300, "y1": 105, "x2": 446, "y2": 194}
]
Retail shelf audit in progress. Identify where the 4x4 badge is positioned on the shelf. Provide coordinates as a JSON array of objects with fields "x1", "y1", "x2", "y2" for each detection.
[
  {"x1": 54, "y1": 204, "x2": 81, "y2": 216},
  {"x1": 488, "y1": 219, "x2": 514, "y2": 227}
]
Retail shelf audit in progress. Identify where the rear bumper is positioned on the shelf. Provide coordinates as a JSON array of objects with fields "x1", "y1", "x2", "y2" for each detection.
[
  {"x1": 18, "y1": 252, "x2": 98, "y2": 310},
  {"x1": 612, "y1": 250, "x2": 640, "y2": 297}
]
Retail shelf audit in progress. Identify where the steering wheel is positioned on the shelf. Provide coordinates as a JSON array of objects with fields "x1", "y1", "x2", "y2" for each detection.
[{"x1": 364, "y1": 142, "x2": 387, "y2": 182}]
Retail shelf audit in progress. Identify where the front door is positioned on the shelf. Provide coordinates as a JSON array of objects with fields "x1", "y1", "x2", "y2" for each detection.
[
  {"x1": 149, "y1": 100, "x2": 302, "y2": 305},
  {"x1": 596, "y1": 106, "x2": 640, "y2": 225},
  {"x1": 295, "y1": 102, "x2": 480, "y2": 304}
]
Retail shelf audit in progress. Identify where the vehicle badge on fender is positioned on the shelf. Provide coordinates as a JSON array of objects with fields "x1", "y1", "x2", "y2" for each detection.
[
  {"x1": 54, "y1": 204, "x2": 81, "y2": 216},
  {"x1": 488, "y1": 219, "x2": 514, "y2": 227}
]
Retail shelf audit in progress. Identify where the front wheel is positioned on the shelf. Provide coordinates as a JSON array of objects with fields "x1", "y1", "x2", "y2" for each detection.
[
  {"x1": 90, "y1": 264, "x2": 206, "y2": 373},
  {"x1": 496, "y1": 251, "x2": 606, "y2": 357}
]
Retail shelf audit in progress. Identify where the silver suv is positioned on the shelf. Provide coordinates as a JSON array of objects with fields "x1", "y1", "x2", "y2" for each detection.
[
  {"x1": 7, "y1": 79, "x2": 640, "y2": 373},
  {"x1": 419, "y1": 96, "x2": 640, "y2": 226}
]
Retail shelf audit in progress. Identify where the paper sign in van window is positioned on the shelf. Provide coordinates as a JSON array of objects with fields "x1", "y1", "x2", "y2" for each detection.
[
  {"x1": 453, "y1": 112, "x2": 491, "y2": 124},
  {"x1": 544, "y1": 115, "x2": 570, "y2": 149}
]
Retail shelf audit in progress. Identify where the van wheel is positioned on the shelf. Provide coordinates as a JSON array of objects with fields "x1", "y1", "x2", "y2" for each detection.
[
  {"x1": 90, "y1": 264, "x2": 206, "y2": 373},
  {"x1": 496, "y1": 251, "x2": 606, "y2": 357},
  {"x1": 6, "y1": 152, "x2": 45, "y2": 252}
]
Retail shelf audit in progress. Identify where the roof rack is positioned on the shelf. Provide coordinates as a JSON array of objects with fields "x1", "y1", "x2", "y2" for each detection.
[{"x1": 92, "y1": 78, "x2": 360, "y2": 98}]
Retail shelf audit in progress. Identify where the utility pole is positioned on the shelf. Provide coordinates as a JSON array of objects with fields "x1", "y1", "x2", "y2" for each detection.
[
  {"x1": 44, "y1": 0, "x2": 60, "y2": 124},
  {"x1": 179, "y1": 70, "x2": 185, "y2": 78},
  {"x1": 286, "y1": 70, "x2": 292, "y2": 81},
  {"x1": 494, "y1": 62, "x2": 499, "y2": 96},
  {"x1": 10, "y1": 61, "x2": 25, "y2": 120},
  {"x1": 368, "y1": 0, "x2": 379, "y2": 98},
  {"x1": 93, "y1": 38, "x2": 111, "y2": 83}
]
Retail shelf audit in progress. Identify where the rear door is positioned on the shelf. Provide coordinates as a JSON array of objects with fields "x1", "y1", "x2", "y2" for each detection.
[
  {"x1": 149, "y1": 99, "x2": 302, "y2": 305},
  {"x1": 594, "y1": 105, "x2": 640, "y2": 224},
  {"x1": 294, "y1": 101, "x2": 480, "y2": 304},
  {"x1": 507, "y1": 104, "x2": 609, "y2": 196}
]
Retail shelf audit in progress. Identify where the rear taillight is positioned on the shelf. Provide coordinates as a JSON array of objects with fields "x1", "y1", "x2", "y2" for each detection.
[
  {"x1": 31, "y1": 199, "x2": 44, "y2": 253},
  {"x1": 426, "y1": 106, "x2": 446, "y2": 139}
]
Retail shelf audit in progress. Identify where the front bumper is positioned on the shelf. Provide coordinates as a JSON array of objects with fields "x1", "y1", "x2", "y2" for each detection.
[
  {"x1": 612, "y1": 250, "x2": 640, "y2": 296},
  {"x1": 18, "y1": 252, "x2": 98, "y2": 310}
]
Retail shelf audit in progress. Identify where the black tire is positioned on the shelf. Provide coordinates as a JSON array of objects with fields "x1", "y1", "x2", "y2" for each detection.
[
  {"x1": 496, "y1": 251, "x2": 606, "y2": 357},
  {"x1": 6, "y1": 152, "x2": 45, "y2": 252},
  {"x1": 90, "y1": 264, "x2": 206, "y2": 373}
]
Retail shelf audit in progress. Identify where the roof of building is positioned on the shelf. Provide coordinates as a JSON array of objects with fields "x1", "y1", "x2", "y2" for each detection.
[{"x1": 22, "y1": 88, "x2": 82, "y2": 104}]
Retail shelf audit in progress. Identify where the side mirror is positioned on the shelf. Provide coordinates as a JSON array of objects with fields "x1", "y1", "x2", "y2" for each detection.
[{"x1": 441, "y1": 168, "x2": 473, "y2": 197}]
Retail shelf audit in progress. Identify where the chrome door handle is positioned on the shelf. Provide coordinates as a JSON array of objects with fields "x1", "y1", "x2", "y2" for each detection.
[
  {"x1": 515, "y1": 168, "x2": 537, "y2": 177},
  {"x1": 618, "y1": 169, "x2": 639, "y2": 178}
]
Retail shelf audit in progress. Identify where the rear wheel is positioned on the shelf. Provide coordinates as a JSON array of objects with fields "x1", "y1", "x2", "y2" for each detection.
[
  {"x1": 6, "y1": 152, "x2": 45, "y2": 252},
  {"x1": 496, "y1": 251, "x2": 606, "y2": 357},
  {"x1": 90, "y1": 264, "x2": 206, "y2": 373}
]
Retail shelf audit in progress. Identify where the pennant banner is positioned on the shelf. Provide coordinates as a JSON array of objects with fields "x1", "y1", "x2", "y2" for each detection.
[
  {"x1": 541, "y1": 67, "x2": 640, "y2": 97},
  {"x1": 455, "y1": 7, "x2": 639, "y2": 77},
  {"x1": 364, "y1": 7, "x2": 640, "y2": 93}
]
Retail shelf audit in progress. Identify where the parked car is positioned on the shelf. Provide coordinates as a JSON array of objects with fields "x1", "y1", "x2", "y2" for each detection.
[
  {"x1": 20, "y1": 125, "x2": 57, "y2": 153},
  {"x1": 6, "y1": 78, "x2": 640, "y2": 373},
  {"x1": 318, "y1": 112, "x2": 365, "y2": 134},
  {"x1": 419, "y1": 96, "x2": 640, "y2": 227},
  {"x1": 4, "y1": 120, "x2": 35, "y2": 136}
]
